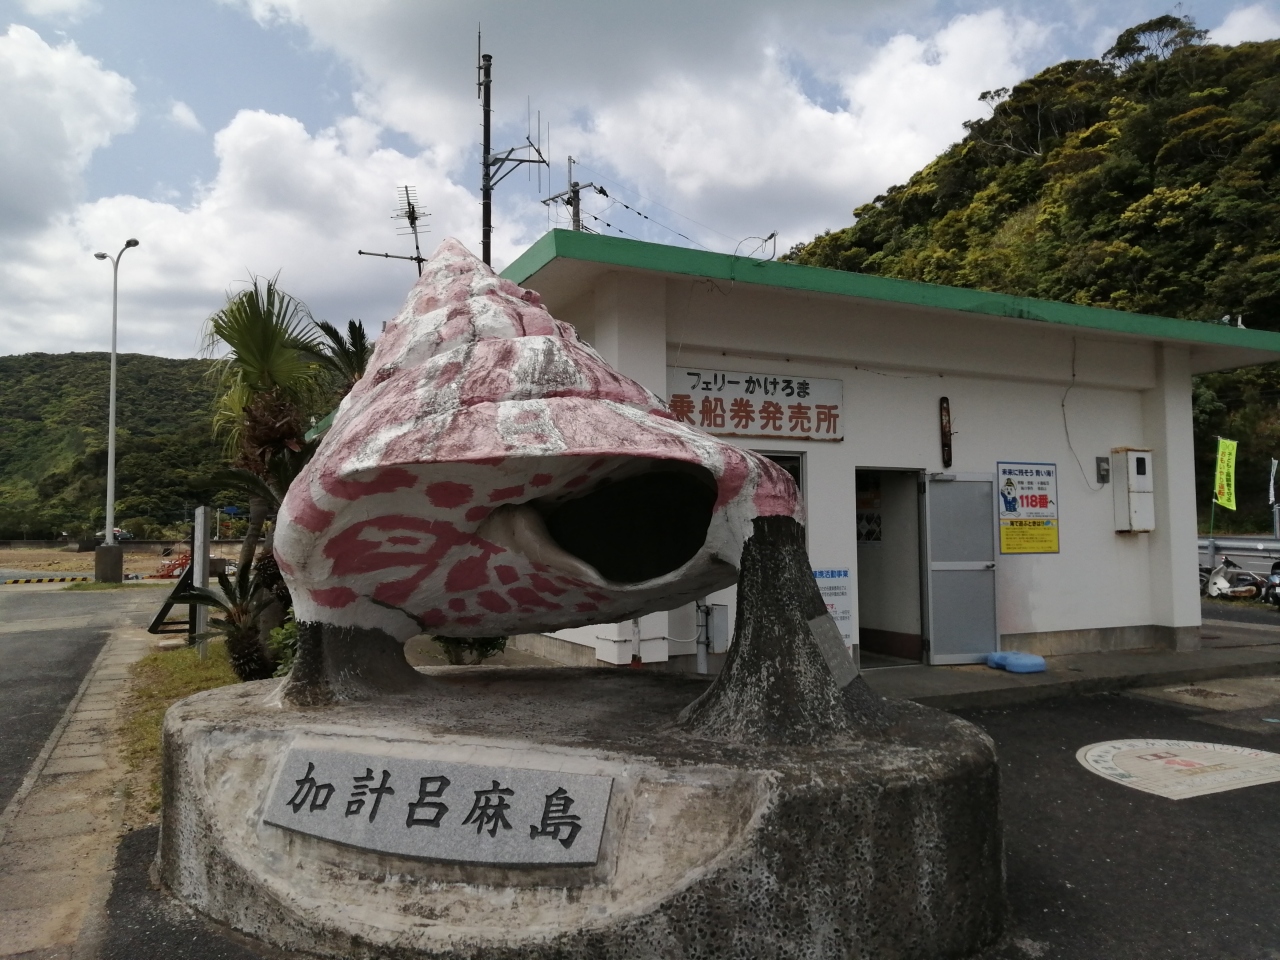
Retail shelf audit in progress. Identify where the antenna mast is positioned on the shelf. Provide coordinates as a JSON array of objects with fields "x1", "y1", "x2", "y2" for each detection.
[
  {"x1": 477, "y1": 31, "x2": 548, "y2": 265},
  {"x1": 358, "y1": 185, "x2": 430, "y2": 274}
]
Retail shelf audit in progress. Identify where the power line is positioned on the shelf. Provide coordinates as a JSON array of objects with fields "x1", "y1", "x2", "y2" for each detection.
[
  {"x1": 599, "y1": 198, "x2": 709, "y2": 250},
  {"x1": 571, "y1": 161, "x2": 738, "y2": 245}
]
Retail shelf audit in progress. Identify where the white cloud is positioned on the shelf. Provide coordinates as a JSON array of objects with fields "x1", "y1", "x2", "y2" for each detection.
[
  {"x1": 0, "y1": 5, "x2": 1053, "y2": 358},
  {"x1": 0, "y1": 25, "x2": 136, "y2": 236},
  {"x1": 17, "y1": 0, "x2": 97, "y2": 20},
  {"x1": 549, "y1": 10, "x2": 1047, "y2": 251},
  {"x1": 1210, "y1": 4, "x2": 1280, "y2": 45},
  {"x1": 168, "y1": 100, "x2": 205, "y2": 134},
  {"x1": 1, "y1": 108, "x2": 477, "y2": 357}
]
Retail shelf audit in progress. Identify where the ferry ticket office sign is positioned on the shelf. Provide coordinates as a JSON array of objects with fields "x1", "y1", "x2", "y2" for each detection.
[
  {"x1": 667, "y1": 367, "x2": 844, "y2": 441},
  {"x1": 997, "y1": 461, "x2": 1059, "y2": 554}
]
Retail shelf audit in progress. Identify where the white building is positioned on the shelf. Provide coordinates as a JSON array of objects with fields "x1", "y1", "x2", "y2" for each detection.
[{"x1": 501, "y1": 230, "x2": 1280, "y2": 669}]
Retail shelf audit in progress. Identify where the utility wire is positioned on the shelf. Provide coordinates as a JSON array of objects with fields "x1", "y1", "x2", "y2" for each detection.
[
  {"x1": 599, "y1": 197, "x2": 710, "y2": 250},
  {"x1": 571, "y1": 161, "x2": 738, "y2": 245}
]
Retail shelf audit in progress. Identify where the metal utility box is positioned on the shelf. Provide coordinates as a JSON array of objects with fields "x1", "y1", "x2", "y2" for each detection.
[{"x1": 1112, "y1": 448, "x2": 1155, "y2": 533}]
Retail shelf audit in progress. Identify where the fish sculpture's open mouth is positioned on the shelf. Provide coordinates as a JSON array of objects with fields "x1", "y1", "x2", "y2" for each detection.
[{"x1": 275, "y1": 238, "x2": 800, "y2": 641}]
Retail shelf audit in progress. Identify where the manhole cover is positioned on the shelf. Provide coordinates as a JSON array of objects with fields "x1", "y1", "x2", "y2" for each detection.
[{"x1": 1077, "y1": 738, "x2": 1280, "y2": 799}]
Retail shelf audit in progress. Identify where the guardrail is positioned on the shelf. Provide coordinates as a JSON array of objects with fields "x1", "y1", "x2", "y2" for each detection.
[{"x1": 1198, "y1": 536, "x2": 1280, "y2": 562}]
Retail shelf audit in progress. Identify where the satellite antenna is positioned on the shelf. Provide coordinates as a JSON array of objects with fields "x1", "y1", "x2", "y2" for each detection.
[
  {"x1": 358, "y1": 185, "x2": 430, "y2": 275},
  {"x1": 478, "y1": 29, "x2": 548, "y2": 264}
]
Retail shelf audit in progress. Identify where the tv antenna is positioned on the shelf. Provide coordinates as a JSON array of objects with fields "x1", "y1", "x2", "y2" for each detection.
[
  {"x1": 358, "y1": 185, "x2": 429, "y2": 275},
  {"x1": 478, "y1": 30, "x2": 548, "y2": 264},
  {"x1": 543, "y1": 156, "x2": 607, "y2": 232}
]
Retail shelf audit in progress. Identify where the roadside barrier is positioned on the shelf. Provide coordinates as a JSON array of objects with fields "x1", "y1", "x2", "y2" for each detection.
[{"x1": 2, "y1": 576, "x2": 92, "y2": 584}]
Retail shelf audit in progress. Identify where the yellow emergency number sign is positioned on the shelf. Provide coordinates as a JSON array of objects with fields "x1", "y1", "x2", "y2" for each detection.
[{"x1": 997, "y1": 462, "x2": 1059, "y2": 554}]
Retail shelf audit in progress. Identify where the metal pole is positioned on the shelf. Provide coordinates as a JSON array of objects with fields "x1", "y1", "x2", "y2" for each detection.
[
  {"x1": 105, "y1": 255, "x2": 119, "y2": 546},
  {"x1": 94, "y1": 239, "x2": 137, "y2": 547},
  {"x1": 480, "y1": 53, "x2": 492, "y2": 265},
  {"x1": 193, "y1": 506, "x2": 210, "y2": 660},
  {"x1": 695, "y1": 602, "x2": 709, "y2": 675}
]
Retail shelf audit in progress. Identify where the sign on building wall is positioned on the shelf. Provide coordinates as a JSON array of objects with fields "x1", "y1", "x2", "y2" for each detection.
[
  {"x1": 813, "y1": 568, "x2": 853, "y2": 646},
  {"x1": 667, "y1": 367, "x2": 844, "y2": 441},
  {"x1": 997, "y1": 461, "x2": 1059, "y2": 554}
]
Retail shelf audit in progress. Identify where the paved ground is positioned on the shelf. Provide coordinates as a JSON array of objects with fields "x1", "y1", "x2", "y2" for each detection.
[
  {"x1": 91, "y1": 678, "x2": 1280, "y2": 960},
  {"x1": 0, "y1": 584, "x2": 161, "y2": 959},
  {"x1": 0, "y1": 586, "x2": 155, "y2": 810},
  {"x1": 864, "y1": 621, "x2": 1280, "y2": 710},
  {"x1": 967, "y1": 689, "x2": 1280, "y2": 960},
  {"x1": 5, "y1": 581, "x2": 1278, "y2": 959},
  {"x1": 1203, "y1": 598, "x2": 1280, "y2": 626}
]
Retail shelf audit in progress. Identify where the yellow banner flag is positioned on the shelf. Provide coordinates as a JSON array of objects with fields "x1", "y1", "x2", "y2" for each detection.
[{"x1": 1214, "y1": 437, "x2": 1238, "y2": 511}]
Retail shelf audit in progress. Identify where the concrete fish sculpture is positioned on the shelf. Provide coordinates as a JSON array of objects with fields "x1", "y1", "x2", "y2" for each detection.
[{"x1": 274, "y1": 238, "x2": 799, "y2": 699}]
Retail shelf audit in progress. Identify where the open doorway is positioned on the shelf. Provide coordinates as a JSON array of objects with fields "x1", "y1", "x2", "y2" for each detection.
[{"x1": 855, "y1": 469, "x2": 924, "y2": 667}]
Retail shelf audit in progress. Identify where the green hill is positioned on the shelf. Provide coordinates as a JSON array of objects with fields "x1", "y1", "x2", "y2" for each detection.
[
  {"x1": 0, "y1": 352, "x2": 235, "y2": 539},
  {"x1": 787, "y1": 17, "x2": 1280, "y2": 531}
]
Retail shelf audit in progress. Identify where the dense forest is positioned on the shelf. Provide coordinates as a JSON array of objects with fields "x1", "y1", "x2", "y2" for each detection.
[
  {"x1": 0, "y1": 353, "x2": 241, "y2": 540},
  {"x1": 787, "y1": 17, "x2": 1280, "y2": 531}
]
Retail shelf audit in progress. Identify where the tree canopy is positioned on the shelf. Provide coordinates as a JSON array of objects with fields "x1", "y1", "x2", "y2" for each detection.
[{"x1": 786, "y1": 18, "x2": 1280, "y2": 531}]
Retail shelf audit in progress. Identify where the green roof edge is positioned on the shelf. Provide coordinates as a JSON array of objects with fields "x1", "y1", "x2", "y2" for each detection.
[{"x1": 502, "y1": 229, "x2": 1280, "y2": 354}]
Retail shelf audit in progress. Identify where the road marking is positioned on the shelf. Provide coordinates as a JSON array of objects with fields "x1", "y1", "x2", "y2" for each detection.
[
  {"x1": 1077, "y1": 738, "x2": 1280, "y2": 799},
  {"x1": 2, "y1": 577, "x2": 91, "y2": 584}
]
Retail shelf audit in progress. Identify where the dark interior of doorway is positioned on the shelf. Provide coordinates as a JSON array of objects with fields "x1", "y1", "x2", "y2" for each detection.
[{"x1": 856, "y1": 469, "x2": 924, "y2": 667}]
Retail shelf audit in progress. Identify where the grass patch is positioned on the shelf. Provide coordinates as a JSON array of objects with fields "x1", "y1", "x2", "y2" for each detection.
[
  {"x1": 119, "y1": 641, "x2": 239, "y2": 823},
  {"x1": 63, "y1": 580, "x2": 169, "y2": 591}
]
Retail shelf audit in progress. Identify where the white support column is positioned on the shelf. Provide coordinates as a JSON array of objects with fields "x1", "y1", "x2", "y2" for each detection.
[
  {"x1": 1142, "y1": 344, "x2": 1201, "y2": 650},
  {"x1": 590, "y1": 271, "x2": 668, "y2": 394}
]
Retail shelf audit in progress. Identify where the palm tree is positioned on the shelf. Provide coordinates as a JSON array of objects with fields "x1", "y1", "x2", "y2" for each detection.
[
  {"x1": 314, "y1": 319, "x2": 373, "y2": 398},
  {"x1": 174, "y1": 561, "x2": 278, "y2": 681},
  {"x1": 202, "y1": 275, "x2": 325, "y2": 572}
]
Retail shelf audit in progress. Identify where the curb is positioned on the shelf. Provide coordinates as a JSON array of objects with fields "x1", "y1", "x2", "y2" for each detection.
[{"x1": 882, "y1": 658, "x2": 1280, "y2": 711}]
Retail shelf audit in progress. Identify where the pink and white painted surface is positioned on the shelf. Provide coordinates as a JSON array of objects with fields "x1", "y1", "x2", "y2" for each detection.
[{"x1": 275, "y1": 239, "x2": 800, "y2": 639}]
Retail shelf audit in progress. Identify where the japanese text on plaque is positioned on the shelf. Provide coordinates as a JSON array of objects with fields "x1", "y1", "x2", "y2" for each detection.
[{"x1": 667, "y1": 367, "x2": 844, "y2": 441}]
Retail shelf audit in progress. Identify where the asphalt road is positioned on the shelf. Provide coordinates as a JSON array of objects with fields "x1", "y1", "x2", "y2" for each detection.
[
  {"x1": 95, "y1": 689, "x2": 1280, "y2": 960},
  {"x1": 0, "y1": 585, "x2": 158, "y2": 811},
  {"x1": 966, "y1": 693, "x2": 1280, "y2": 960}
]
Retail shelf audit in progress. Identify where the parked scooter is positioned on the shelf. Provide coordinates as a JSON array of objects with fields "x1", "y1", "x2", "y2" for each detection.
[
  {"x1": 1203, "y1": 556, "x2": 1269, "y2": 599},
  {"x1": 1264, "y1": 560, "x2": 1280, "y2": 608}
]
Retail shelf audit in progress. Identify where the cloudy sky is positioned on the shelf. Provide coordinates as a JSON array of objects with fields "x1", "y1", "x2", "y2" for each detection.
[{"x1": 2, "y1": 0, "x2": 1279, "y2": 359}]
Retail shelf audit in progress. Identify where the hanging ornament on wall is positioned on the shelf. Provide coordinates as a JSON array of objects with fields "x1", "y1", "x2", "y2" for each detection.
[{"x1": 939, "y1": 397, "x2": 953, "y2": 469}]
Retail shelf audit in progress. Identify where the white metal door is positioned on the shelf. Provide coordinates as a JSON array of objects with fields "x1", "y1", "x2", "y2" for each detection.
[{"x1": 925, "y1": 474, "x2": 997, "y2": 665}]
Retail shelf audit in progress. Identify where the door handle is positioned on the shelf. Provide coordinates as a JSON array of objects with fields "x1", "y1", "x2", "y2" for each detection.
[{"x1": 985, "y1": 562, "x2": 995, "y2": 570}]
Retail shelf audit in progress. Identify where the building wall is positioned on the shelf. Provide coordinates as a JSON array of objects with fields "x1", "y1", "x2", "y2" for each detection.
[{"x1": 549, "y1": 270, "x2": 1200, "y2": 659}]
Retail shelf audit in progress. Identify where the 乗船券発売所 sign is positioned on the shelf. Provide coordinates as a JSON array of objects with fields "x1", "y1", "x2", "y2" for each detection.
[
  {"x1": 997, "y1": 462, "x2": 1058, "y2": 554},
  {"x1": 667, "y1": 367, "x2": 843, "y2": 441}
]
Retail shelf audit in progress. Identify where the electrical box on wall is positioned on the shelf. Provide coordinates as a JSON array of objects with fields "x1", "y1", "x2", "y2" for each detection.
[{"x1": 1112, "y1": 448, "x2": 1155, "y2": 533}]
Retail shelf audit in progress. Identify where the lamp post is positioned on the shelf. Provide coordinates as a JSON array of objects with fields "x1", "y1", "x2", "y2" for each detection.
[{"x1": 93, "y1": 239, "x2": 138, "y2": 579}]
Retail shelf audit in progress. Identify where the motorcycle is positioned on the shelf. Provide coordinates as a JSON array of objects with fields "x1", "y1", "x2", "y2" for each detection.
[
  {"x1": 1264, "y1": 560, "x2": 1280, "y2": 608},
  {"x1": 1203, "y1": 556, "x2": 1269, "y2": 600}
]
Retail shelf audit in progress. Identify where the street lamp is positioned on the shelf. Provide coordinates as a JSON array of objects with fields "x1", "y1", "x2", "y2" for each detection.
[{"x1": 93, "y1": 238, "x2": 139, "y2": 554}]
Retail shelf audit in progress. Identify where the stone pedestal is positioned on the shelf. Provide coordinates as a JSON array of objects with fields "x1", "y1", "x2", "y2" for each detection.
[
  {"x1": 94, "y1": 544, "x2": 123, "y2": 583},
  {"x1": 159, "y1": 668, "x2": 1004, "y2": 959}
]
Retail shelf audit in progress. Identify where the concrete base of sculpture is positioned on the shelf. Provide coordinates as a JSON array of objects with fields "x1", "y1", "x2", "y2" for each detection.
[{"x1": 158, "y1": 668, "x2": 1004, "y2": 960}]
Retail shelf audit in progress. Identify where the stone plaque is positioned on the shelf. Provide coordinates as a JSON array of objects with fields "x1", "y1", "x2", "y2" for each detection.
[{"x1": 263, "y1": 747, "x2": 613, "y2": 866}]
